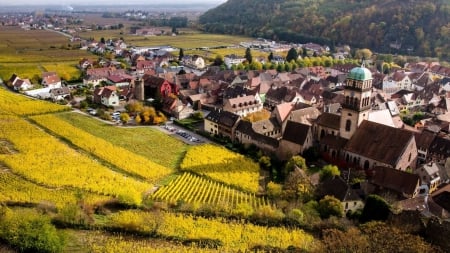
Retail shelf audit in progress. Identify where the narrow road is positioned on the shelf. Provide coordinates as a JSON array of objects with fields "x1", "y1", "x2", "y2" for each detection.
[{"x1": 43, "y1": 27, "x2": 73, "y2": 39}]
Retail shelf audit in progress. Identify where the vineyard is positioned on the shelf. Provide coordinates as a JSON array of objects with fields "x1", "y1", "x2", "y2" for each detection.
[
  {"x1": 151, "y1": 172, "x2": 270, "y2": 210},
  {"x1": 0, "y1": 170, "x2": 110, "y2": 209},
  {"x1": 0, "y1": 115, "x2": 151, "y2": 205},
  {"x1": 0, "y1": 26, "x2": 91, "y2": 80},
  {"x1": 0, "y1": 87, "x2": 69, "y2": 116},
  {"x1": 107, "y1": 210, "x2": 316, "y2": 251},
  {"x1": 31, "y1": 114, "x2": 173, "y2": 182},
  {"x1": 56, "y1": 112, "x2": 187, "y2": 169},
  {"x1": 180, "y1": 144, "x2": 260, "y2": 193}
]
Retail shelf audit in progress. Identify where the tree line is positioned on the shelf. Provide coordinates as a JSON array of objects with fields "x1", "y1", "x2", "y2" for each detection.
[{"x1": 199, "y1": 0, "x2": 450, "y2": 60}]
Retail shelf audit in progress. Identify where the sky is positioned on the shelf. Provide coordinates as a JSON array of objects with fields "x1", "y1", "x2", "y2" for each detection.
[{"x1": 0, "y1": 0, "x2": 227, "y2": 5}]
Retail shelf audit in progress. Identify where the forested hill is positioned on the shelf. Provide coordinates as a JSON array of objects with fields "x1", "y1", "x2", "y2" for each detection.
[{"x1": 199, "y1": 0, "x2": 450, "y2": 59}]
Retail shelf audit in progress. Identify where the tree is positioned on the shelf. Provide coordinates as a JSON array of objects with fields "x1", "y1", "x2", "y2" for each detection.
[
  {"x1": 244, "y1": 48, "x2": 253, "y2": 64},
  {"x1": 268, "y1": 52, "x2": 274, "y2": 62},
  {"x1": 258, "y1": 155, "x2": 271, "y2": 170},
  {"x1": 125, "y1": 101, "x2": 144, "y2": 114},
  {"x1": 283, "y1": 168, "x2": 314, "y2": 202},
  {"x1": 178, "y1": 48, "x2": 184, "y2": 61},
  {"x1": 213, "y1": 54, "x2": 224, "y2": 66},
  {"x1": 0, "y1": 208, "x2": 66, "y2": 253},
  {"x1": 355, "y1": 48, "x2": 373, "y2": 60},
  {"x1": 360, "y1": 195, "x2": 391, "y2": 223},
  {"x1": 321, "y1": 227, "x2": 369, "y2": 253},
  {"x1": 317, "y1": 195, "x2": 344, "y2": 219},
  {"x1": 266, "y1": 181, "x2": 282, "y2": 199},
  {"x1": 120, "y1": 112, "x2": 130, "y2": 123},
  {"x1": 360, "y1": 221, "x2": 440, "y2": 253},
  {"x1": 284, "y1": 155, "x2": 307, "y2": 173},
  {"x1": 249, "y1": 61, "x2": 263, "y2": 70},
  {"x1": 286, "y1": 47, "x2": 299, "y2": 62},
  {"x1": 319, "y1": 165, "x2": 340, "y2": 182},
  {"x1": 302, "y1": 47, "x2": 308, "y2": 57}
]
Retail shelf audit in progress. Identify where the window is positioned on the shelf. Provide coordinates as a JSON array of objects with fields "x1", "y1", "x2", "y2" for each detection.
[
  {"x1": 345, "y1": 119, "x2": 351, "y2": 131},
  {"x1": 408, "y1": 153, "x2": 412, "y2": 162},
  {"x1": 364, "y1": 160, "x2": 370, "y2": 169}
]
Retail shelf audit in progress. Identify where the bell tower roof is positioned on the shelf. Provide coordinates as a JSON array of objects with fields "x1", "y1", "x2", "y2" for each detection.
[{"x1": 348, "y1": 66, "x2": 372, "y2": 81}]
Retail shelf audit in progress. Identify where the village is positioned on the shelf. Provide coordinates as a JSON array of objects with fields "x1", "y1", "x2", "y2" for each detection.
[
  {"x1": 2, "y1": 3, "x2": 450, "y2": 251},
  {"x1": 6, "y1": 27, "x2": 450, "y2": 223}
]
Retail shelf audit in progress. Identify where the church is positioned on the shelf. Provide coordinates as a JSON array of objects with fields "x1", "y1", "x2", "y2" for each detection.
[{"x1": 316, "y1": 64, "x2": 418, "y2": 172}]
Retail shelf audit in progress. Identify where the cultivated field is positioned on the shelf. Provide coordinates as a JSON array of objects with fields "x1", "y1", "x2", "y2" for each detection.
[
  {"x1": 180, "y1": 144, "x2": 261, "y2": 193},
  {"x1": 151, "y1": 172, "x2": 270, "y2": 210},
  {"x1": 0, "y1": 115, "x2": 151, "y2": 206},
  {"x1": 0, "y1": 26, "x2": 89, "y2": 80},
  {"x1": 0, "y1": 87, "x2": 70, "y2": 115}
]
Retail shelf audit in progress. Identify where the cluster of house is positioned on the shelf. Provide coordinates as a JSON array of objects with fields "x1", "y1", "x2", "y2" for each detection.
[
  {"x1": 8, "y1": 72, "x2": 71, "y2": 101},
  {"x1": 187, "y1": 63, "x2": 449, "y2": 218},
  {"x1": 6, "y1": 23, "x2": 450, "y2": 218},
  {"x1": 81, "y1": 53, "x2": 449, "y2": 217}
]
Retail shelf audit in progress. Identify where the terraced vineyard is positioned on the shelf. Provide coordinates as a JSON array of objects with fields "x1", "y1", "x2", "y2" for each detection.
[
  {"x1": 151, "y1": 172, "x2": 270, "y2": 209},
  {"x1": 180, "y1": 144, "x2": 261, "y2": 193},
  {"x1": 31, "y1": 114, "x2": 172, "y2": 183},
  {"x1": 0, "y1": 170, "x2": 111, "y2": 209},
  {"x1": 0, "y1": 115, "x2": 151, "y2": 206}
]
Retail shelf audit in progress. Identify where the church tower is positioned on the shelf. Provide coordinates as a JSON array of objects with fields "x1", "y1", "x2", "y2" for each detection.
[{"x1": 339, "y1": 64, "x2": 373, "y2": 139}]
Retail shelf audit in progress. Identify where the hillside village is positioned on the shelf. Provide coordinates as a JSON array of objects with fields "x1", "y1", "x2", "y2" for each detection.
[{"x1": 2, "y1": 8, "x2": 450, "y2": 253}]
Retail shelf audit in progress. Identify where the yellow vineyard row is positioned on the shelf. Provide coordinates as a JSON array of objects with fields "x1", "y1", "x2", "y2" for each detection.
[
  {"x1": 180, "y1": 144, "x2": 260, "y2": 193},
  {"x1": 108, "y1": 210, "x2": 316, "y2": 251},
  {"x1": 152, "y1": 172, "x2": 270, "y2": 210},
  {"x1": 31, "y1": 114, "x2": 172, "y2": 183},
  {"x1": 0, "y1": 115, "x2": 151, "y2": 205},
  {"x1": 0, "y1": 87, "x2": 69, "y2": 116}
]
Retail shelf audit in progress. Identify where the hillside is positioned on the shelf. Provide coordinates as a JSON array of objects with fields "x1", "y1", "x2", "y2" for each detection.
[{"x1": 199, "y1": 0, "x2": 450, "y2": 59}]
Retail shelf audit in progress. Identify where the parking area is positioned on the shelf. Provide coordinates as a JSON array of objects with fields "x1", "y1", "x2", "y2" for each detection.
[{"x1": 159, "y1": 124, "x2": 207, "y2": 145}]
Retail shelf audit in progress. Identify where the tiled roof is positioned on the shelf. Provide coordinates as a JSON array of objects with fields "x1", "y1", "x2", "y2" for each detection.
[
  {"x1": 275, "y1": 102, "x2": 293, "y2": 123},
  {"x1": 429, "y1": 136, "x2": 450, "y2": 157},
  {"x1": 432, "y1": 184, "x2": 450, "y2": 212},
  {"x1": 43, "y1": 75, "x2": 61, "y2": 84},
  {"x1": 320, "y1": 134, "x2": 348, "y2": 150},
  {"x1": 50, "y1": 87, "x2": 70, "y2": 96},
  {"x1": 235, "y1": 120, "x2": 279, "y2": 148},
  {"x1": 414, "y1": 130, "x2": 436, "y2": 150},
  {"x1": 282, "y1": 121, "x2": 310, "y2": 145},
  {"x1": 344, "y1": 121, "x2": 414, "y2": 166},
  {"x1": 316, "y1": 112, "x2": 340, "y2": 130},
  {"x1": 317, "y1": 176, "x2": 361, "y2": 201},
  {"x1": 252, "y1": 118, "x2": 280, "y2": 134},
  {"x1": 205, "y1": 109, "x2": 240, "y2": 128},
  {"x1": 371, "y1": 166, "x2": 420, "y2": 196}
]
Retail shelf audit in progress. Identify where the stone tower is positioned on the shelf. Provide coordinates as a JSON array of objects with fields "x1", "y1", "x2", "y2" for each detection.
[{"x1": 339, "y1": 64, "x2": 373, "y2": 139}]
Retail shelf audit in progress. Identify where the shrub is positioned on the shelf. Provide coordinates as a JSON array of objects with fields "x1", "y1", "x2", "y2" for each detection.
[{"x1": 0, "y1": 207, "x2": 66, "y2": 253}]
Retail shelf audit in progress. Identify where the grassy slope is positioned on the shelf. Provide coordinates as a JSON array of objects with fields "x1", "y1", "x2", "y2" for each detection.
[{"x1": 56, "y1": 112, "x2": 188, "y2": 170}]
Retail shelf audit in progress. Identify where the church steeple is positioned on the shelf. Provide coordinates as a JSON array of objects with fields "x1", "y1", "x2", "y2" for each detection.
[{"x1": 339, "y1": 64, "x2": 373, "y2": 139}]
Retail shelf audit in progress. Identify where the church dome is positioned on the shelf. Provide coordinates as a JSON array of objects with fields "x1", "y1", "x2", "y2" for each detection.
[{"x1": 348, "y1": 66, "x2": 372, "y2": 81}]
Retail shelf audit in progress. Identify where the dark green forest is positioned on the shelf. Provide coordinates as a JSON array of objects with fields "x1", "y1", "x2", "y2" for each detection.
[{"x1": 199, "y1": 0, "x2": 450, "y2": 59}]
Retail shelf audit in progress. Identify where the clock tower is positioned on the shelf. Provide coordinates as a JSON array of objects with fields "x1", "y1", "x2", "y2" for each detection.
[{"x1": 339, "y1": 64, "x2": 373, "y2": 139}]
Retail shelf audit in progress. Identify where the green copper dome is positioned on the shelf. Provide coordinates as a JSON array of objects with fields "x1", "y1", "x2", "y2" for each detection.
[{"x1": 348, "y1": 67, "x2": 372, "y2": 81}]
